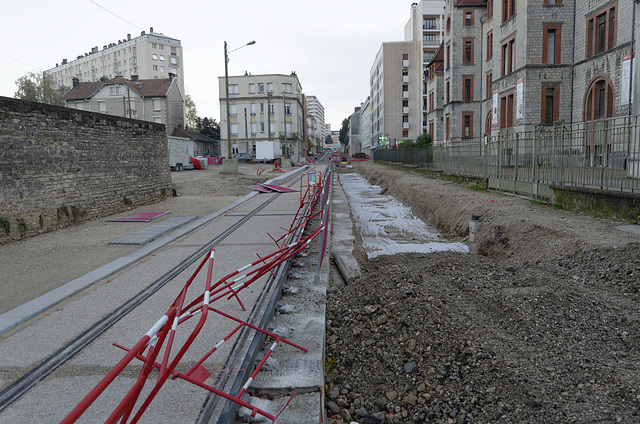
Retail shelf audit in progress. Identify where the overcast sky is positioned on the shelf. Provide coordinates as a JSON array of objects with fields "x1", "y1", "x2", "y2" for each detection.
[{"x1": 1, "y1": 1, "x2": 414, "y2": 130}]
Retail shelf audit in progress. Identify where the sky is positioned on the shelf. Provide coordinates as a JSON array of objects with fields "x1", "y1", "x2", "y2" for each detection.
[{"x1": 0, "y1": 0, "x2": 413, "y2": 130}]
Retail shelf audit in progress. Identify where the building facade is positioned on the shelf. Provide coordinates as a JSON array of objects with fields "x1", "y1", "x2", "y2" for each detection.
[
  {"x1": 62, "y1": 75, "x2": 184, "y2": 135},
  {"x1": 45, "y1": 28, "x2": 184, "y2": 98},
  {"x1": 348, "y1": 106, "x2": 362, "y2": 154},
  {"x1": 370, "y1": 1, "x2": 446, "y2": 149},
  {"x1": 432, "y1": 0, "x2": 636, "y2": 144},
  {"x1": 218, "y1": 73, "x2": 306, "y2": 162},
  {"x1": 360, "y1": 96, "x2": 373, "y2": 155}
]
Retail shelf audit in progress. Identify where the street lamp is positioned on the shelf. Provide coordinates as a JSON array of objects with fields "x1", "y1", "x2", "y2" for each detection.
[{"x1": 224, "y1": 40, "x2": 256, "y2": 162}]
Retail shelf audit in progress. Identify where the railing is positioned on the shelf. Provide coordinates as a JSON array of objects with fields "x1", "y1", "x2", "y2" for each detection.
[{"x1": 373, "y1": 116, "x2": 640, "y2": 195}]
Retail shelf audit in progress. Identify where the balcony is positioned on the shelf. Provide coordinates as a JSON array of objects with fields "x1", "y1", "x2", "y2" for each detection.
[
  {"x1": 403, "y1": 75, "x2": 409, "y2": 83},
  {"x1": 403, "y1": 122, "x2": 410, "y2": 129},
  {"x1": 403, "y1": 107, "x2": 410, "y2": 114},
  {"x1": 403, "y1": 91, "x2": 410, "y2": 99},
  {"x1": 402, "y1": 60, "x2": 410, "y2": 67}
]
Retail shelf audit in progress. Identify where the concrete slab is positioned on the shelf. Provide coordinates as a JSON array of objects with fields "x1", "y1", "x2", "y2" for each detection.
[
  {"x1": 616, "y1": 225, "x2": 640, "y2": 236},
  {"x1": 109, "y1": 216, "x2": 197, "y2": 245}
]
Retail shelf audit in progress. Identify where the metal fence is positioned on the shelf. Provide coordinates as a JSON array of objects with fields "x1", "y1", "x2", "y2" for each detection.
[{"x1": 374, "y1": 116, "x2": 640, "y2": 195}]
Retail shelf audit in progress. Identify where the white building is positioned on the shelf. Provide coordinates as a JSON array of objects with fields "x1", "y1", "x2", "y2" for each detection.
[
  {"x1": 44, "y1": 28, "x2": 184, "y2": 98},
  {"x1": 360, "y1": 96, "x2": 373, "y2": 155},
  {"x1": 219, "y1": 73, "x2": 306, "y2": 162}
]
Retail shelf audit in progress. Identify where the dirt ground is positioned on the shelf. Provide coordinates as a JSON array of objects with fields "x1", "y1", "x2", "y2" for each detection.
[{"x1": 325, "y1": 162, "x2": 640, "y2": 424}]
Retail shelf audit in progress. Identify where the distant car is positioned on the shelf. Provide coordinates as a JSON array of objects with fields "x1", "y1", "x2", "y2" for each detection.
[
  {"x1": 352, "y1": 153, "x2": 369, "y2": 160},
  {"x1": 232, "y1": 153, "x2": 252, "y2": 163}
]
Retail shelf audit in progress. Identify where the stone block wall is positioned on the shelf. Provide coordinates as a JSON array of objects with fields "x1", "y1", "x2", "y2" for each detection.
[{"x1": 0, "y1": 96, "x2": 172, "y2": 243}]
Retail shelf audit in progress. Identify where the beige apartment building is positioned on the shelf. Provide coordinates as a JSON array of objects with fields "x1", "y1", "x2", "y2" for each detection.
[
  {"x1": 369, "y1": 1, "x2": 445, "y2": 150},
  {"x1": 44, "y1": 28, "x2": 184, "y2": 97},
  {"x1": 218, "y1": 73, "x2": 306, "y2": 162}
]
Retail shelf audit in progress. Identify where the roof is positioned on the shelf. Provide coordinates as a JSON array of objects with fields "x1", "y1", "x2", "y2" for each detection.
[
  {"x1": 171, "y1": 128, "x2": 217, "y2": 143},
  {"x1": 63, "y1": 76, "x2": 174, "y2": 100}
]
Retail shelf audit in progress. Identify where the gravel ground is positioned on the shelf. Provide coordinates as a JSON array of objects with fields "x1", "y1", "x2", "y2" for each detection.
[{"x1": 325, "y1": 163, "x2": 640, "y2": 424}]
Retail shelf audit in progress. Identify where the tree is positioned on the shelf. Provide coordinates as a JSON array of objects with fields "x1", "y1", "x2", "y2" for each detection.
[
  {"x1": 339, "y1": 118, "x2": 349, "y2": 146},
  {"x1": 416, "y1": 132, "x2": 433, "y2": 147},
  {"x1": 184, "y1": 94, "x2": 198, "y2": 130},
  {"x1": 198, "y1": 117, "x2": 220, "y2": 139},
  {"x1": 325, "y1": 134, "x2": 333, "y2": 145},
  {"x1": 14, "y1": 72, "x2": 64, "y2": 106}
]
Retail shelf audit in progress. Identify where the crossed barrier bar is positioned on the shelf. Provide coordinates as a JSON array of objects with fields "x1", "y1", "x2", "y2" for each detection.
[{"x1": 61, "y1": 169, "x2": 331, "y2": 423}]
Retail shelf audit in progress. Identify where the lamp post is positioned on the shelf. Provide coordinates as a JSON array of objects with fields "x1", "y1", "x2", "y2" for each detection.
[{"x1": 224, "y1": 40, "x2": 255, "y2": 166}]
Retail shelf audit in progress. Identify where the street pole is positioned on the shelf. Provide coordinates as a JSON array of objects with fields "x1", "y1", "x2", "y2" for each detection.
[
  {"x1": 267, "y1": 92, "x2": 272, "y2": 141},
  {"x1": 224, "y1": 41, "x2": 232, "y2": 159},
  {"x1": 244, "y1": 108, "x2": 248, "y2": 154}
]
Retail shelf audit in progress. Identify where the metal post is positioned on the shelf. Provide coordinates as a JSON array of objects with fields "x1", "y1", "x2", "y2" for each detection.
[
  {"x1": 244, "y1": 108, "x2": 248, "y2": 154},
  {"x1": 224, "y1": 41, "x2": 232, "y2": 159}
]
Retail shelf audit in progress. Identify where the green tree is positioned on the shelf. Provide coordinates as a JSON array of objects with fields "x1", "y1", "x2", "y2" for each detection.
[
  {"x1": 14, "y1": 72, "x2": 64, "y2": 106},
  {"x1": 184, "y1": 94, "x2": 198, "y2": 129},
  {"x1": 415, "y1": 132, "x2": 433, "y2": 147},
  {"x1": 398, "y1": 140, "x2": 414, "y2": 148},
  {"x1": 198, "y1": 117, "x2": 220, "y2": 139},
  {"x1": 339, "y1": 118, "x2": 349, "y2": 146}
]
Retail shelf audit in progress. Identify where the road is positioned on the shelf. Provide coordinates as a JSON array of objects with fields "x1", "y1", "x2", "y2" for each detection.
[{"x1": 0, "y1": 164, "x2": 329, "y2": 423}]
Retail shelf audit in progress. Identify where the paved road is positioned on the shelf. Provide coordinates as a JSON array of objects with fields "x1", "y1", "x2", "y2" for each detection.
[{"x1": 0, "y1": 165, "x2": 329, "y2": 423}]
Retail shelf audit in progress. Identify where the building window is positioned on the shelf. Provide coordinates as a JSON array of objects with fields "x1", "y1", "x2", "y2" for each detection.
[
  {"x1": 486, "y1": 72, "x2": 492, "y2": 99},
  {"x1": 543, "y1": 25, "x2": 561, "y2": 64},
  {"x1": 445, "y1": 42, "x2": 450, "y2": 69},
  {"x1": 463, "y1": 39, "x2": 474, "y2": 64},
  {"x1": 500, "y1": 92, "x2": 514, "y2": 129},
  {"x1": 544, "y1": 0, "x2": 562, "y2": 4},
  {"x1": 159, "y1": 55, "x2": 165, "y2": 61},
  {"x1": 229, "y1": 84, "x2": 239, "y2": 95},
  {"x1": 502, "y1": 0, "x2": 516, "y2": 22},
  {"x1": 258, "y1": 83, "x2": 264, "y2": 93},
  {"x1": 98, "y1": 101, "x2": 106, "y2": 112},
  {"x1": 429, "y1": 121, "x2": 434, "y2": 137},
  {"x1": 251, "y1": 122, "x2": 257, "y2": 135},
  {"x1": 152, "y1": 99, "x2": 161, "y2": 111},
  {"x1": 424, "y1": 18, "x2": 436, "y2": 29},
  {"x1": 267, "y1": 82, "x2": 274, "y2": 92},
  {"x1": 487, "y1": 32, "x2": 493, "y2": 60},
  {"x1": 249, "y1": 83, "x2": 255, "y2": 94},
  {"x1": 485, "y1": 111, "x2": 493, "y2": 133},
  {"x1": 446, "y1": 79, "x2": 450, "y2": 103},
  {"x1": 487, "y1": 0, "x2": 493, "y2": 19},
  {"x1": 584, "y1": 76, "x2": 614, "y2": 121},
  {"x1": 446, "y1": 16, "x2": 451, "y2": 35},
  {"x1": 269, "y1": 103, "x2": 274, "y2": 115},
  {"x1": 402, "y1": 84, "x2": 408, "y2": 92},
  {"x1": 586, "y1": 3, "x2": 617, "y2": 58},
  {"x1": 285, "y1": 103, "x2": 291, "y2": 115},
  {"x1": 230, "y1": 104, "x2": 237, "y2": 116},
  {"x1": 463, "y1": 76, "x2": 474, "y2": 101},
  {"x1": 282, "y1": 83, "x2": 293, "y2": 93},
  {"x1": 231, "y1": 123, "x2": 238, "y2": 136},
  {"x1": 250, "y1": 103, "x2": 256, "y2": 115},
  {"x1": 501, "y1": 36, "x2": 516, "y2": 76},
  {"x1": 464, "y1": 10, "x2": 474, "y2": 26},
  {"x1": 541, "y1": 85, "x2": 560, "y2": 124},
  {"x1": 152, "y1": 54, "x2": 158, "y2": 60},
  {"x1": 463, "y1": 113, "x2": 473, "y2": 138},
  {"x1": 445, "y1": 115, "x2": 450, "y2": 140}
]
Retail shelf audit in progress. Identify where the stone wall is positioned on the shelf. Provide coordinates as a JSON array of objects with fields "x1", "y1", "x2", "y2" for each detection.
[{"x1": 0, "y1": 96, "x2": 172, "y2": 243}]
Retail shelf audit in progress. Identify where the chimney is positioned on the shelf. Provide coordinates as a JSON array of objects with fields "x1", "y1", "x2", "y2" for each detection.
[
  {"x1": 127, "y1": 33, "x2": 131, "y2": 41},
  {"x1": 141, "y1": 30, "x2": 145, "y2": 36},
  {"x1": 72, "y1": 77, "x2": 80, "y2": 89},
  {"x1": 62, "y1": 58, "x2": 67, "y2": 65},
  {"x1": 131, "y1": 75, "x2": 139, "y2": 81},
  {"x1": 150, "y1": 27, "x2": 154, "y2": 33},
  {"x1": 168, "y1": 73, "x2": 175, "y2": 81},
  {"x1": 103, "y1": 45, "x2": 107, "y2": 50}
]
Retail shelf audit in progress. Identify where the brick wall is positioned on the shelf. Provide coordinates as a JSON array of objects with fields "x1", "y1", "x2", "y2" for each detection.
[{"x1": 0, "y1": 96, "x2": 172, "y2": 243}]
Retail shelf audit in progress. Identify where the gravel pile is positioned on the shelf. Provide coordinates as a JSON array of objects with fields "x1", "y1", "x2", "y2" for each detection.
[{"x1": 325, "y1": 164, "x2": 640, "y2": 424}]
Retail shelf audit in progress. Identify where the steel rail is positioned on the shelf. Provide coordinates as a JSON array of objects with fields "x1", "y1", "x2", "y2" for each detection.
[{"x1": 0, "y1": 181, "x2": 291, "y2": 413}]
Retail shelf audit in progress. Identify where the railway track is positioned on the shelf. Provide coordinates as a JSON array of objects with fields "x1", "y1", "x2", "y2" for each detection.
[{"x1": 0, "y1": 164, "x2": 329, "y2": 423}]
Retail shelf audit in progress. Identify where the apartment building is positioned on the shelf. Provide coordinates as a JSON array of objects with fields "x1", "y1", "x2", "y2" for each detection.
[
  {"x1": 360, "y1": 96, "x2": 373, "y2": 155},
  {"x1": 218, "y1": 73, "x2": 306, "y2": 162},
  {"x1": 370, "y1": 1, "x2": 445, "y2": 149},
  {"x1": 429, "y1": 0, "x2": 636, "y2": 144},
  {"x1": 62, "y1": 75, "x2": 184, "y2": 135},
  {"x1": 44, "y1": 28, "x2": 184, "y2": 97},
  {"x1": 307, "y1": 95, "x2": 327, "y2": 151}
]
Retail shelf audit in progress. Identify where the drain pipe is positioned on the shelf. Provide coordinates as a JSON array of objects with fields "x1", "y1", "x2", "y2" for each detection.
[
  {"x1": 469, "y1": 214, "x2": 483, "y2": 243},
  {"x1": 569, "y1": 0, "x2": 577, "y2": 124}
]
